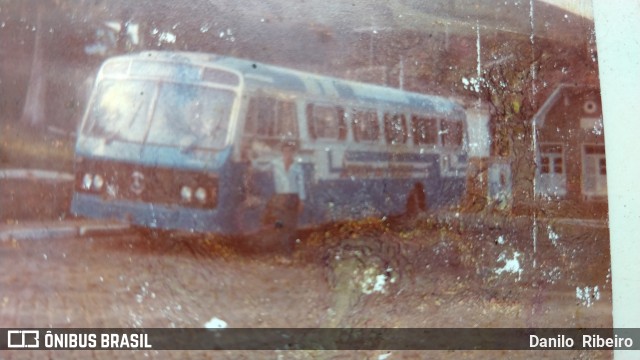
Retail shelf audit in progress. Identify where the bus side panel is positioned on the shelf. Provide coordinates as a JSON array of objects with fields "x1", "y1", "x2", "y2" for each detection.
[
  {"x1": 228, "y1": 161, "x2": 277, "y2": 235},
  {"x1": 420, "y1": 176, "x2": 465, "y2": 210},
  {"x1": 297, "y1": 162, "x2": 317, "y2": 227},
  {"x1": 302, "y1": 177, "x2": 429, "y2": 225},
  {"x1": 298, "y1": 149, "x2": 459, "y2": 225},
  {"x1": 306, "y1": 178, "x2": 378, "y2": 224},
  {"x1": 433, "y1": 177, "x2": 466, "y2": 208}
]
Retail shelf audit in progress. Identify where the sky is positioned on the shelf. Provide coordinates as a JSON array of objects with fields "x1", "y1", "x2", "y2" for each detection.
[{"x1": 539, "y1": 0, "x2": 594, "y2": 19}]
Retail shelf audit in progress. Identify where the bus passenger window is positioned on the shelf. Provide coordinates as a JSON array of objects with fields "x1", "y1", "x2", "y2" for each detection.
[
  {"x1": 352, "y1": 109, "x2": 380, "y2": 142},
  {"x1": 275, "y1": 100, "x2": 298, "y2": 139},
  {"x1": 411, "y1": 115, "x2": 438, "y2": 145},
  {"x1": 307, "y1": 104, "x2": 346, "y2": 140},
  {"x1": 245, "y1": 96, "x2": 276, "y2": 136},
  {"x1": 384, "y1": 113, "x2": 407, "y2": 145},
  {"x1": 245, "y1": 96, "x2": 298, "y2": 140},
  {"x1": 441, "y1": 120, "x2": 463, "y2": 148}
]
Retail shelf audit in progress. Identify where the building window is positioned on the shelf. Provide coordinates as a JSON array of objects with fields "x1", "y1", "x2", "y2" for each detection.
[
  {"x1": 540, "y1": 144, "x2": 564, "y2": 174},
  {"x1": 582, "y1": 144, "x2": 607, "y2": 198},
  {"x1": 599, "y1": 158, "x2": 606, "y2": 176}
]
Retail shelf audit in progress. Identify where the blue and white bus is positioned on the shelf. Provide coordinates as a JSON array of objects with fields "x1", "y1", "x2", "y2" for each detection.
[{"x1": 71, "y1": 51, "x2": 468, "y2": 238}]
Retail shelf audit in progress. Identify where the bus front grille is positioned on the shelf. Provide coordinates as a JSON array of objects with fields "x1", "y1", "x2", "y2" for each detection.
[{"x1": 74, "y1": 159, "x2": 218, "y2": 209}]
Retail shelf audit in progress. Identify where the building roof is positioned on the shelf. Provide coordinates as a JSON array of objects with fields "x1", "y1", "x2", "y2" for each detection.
[{"x1": 532, "y1": 83, "x2": 599, "y2": 128}]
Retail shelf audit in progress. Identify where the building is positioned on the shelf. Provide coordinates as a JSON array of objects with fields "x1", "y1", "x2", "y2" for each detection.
[{"x1": 533, "y1": 84, "x2": 606, "y2": 202}]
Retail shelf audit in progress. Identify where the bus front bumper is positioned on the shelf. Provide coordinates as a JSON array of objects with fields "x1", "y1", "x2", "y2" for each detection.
[{"x1": 71, "y1": 193, "x2": 234, "y2": 234}]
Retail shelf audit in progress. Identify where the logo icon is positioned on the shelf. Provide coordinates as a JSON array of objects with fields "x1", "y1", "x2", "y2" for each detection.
[
  {"x1": 7, "y1": 330, "x2": 39, "y2": 348},
  {"x1": 130, "y1": 171, "x2": 145, "y2": 195}
]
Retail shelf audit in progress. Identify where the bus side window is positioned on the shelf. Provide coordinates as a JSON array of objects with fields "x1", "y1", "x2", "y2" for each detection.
[
  {"x1": 352, "y1": 109, "x2": 380, "y2": 142},
  {"x1": 275, "y1": 100, "x2": 298, "y2": 140},
  {"x1": 384, "y1": 113, "x2": 407, "y2": 145},
  {"x1": 307, "y1": 104, "x2": 346, "y2": 140},
  {"x1": 245, "y1": 96, "x2": 276, "y2": 137},
  {"x1": 411, "y1": 115, "x2": 438, "y2": 146},
  {"x1": 441, "y1": 120, "x2": 463, "y2": 149},
  {"x1": 245, "y1": 96, "x2": 298, "y2": 142}
]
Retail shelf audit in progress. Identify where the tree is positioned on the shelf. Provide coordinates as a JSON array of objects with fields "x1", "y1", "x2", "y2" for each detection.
[{"x1": 20, "y1": 2, "x2": 45, "y2": 125}]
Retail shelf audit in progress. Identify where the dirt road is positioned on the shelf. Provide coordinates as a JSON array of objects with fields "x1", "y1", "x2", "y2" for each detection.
[{"x1": 0, "y1": 215, "x2": 612, "y2": 359}]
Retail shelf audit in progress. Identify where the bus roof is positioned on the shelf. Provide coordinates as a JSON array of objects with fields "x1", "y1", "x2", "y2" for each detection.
[{"x1": 107, "y1": 51, "x2": 465, "y2": 118}]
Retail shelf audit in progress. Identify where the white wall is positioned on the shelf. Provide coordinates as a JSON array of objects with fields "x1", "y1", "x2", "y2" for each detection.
[{"x1": 593, "y1": 1, "x2": 640, "y2": 358}]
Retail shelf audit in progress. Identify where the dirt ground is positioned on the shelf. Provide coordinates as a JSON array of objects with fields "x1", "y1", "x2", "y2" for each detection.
[{"x1": 0, "y1": 209, "x2": 612, "y2": 359}]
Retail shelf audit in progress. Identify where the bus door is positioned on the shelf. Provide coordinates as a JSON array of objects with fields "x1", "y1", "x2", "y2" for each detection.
[{"x1": 239, "y1": 94, "x2": 304, "y2": 230}]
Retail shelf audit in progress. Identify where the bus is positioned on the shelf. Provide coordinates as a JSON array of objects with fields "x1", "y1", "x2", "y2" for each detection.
[{"x1": 71, "y1": 51, "x2": 468, "y2": 241}]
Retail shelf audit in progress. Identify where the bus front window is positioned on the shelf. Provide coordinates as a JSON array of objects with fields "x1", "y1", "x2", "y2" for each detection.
[
  {"x1": 147, "y1": 83, "x2": 234, "y2": 150},
  {"x1": 85, "y1": 80, "x2": 234, "y2": 150},
  {"x1": 86, "y1": 80, "x2": 154, "y2": 143}
]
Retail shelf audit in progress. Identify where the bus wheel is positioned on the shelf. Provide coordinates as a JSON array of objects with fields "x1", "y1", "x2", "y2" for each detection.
[
  {"x1": 405, "y1": 183, "x2": 427, "y2": 217},
  {"x1": 258, "y1": 194, "x2": 300, "y2": 255}
]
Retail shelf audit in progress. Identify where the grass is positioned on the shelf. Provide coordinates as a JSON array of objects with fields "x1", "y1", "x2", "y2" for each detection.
[{"x1": 0, "y1": 122, "x2": 74, "y2": 172}]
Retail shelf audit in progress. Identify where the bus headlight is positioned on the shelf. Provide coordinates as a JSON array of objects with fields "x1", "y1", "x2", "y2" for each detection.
[
  {"x1": 176, "y1": 177, "x2": 217, "y2": 208},
  {"x1": 82, "y1": 173, "x2": 93, "y2": 190},
  {"x1": 195, "y1": 187, "x2": 207, "y2": 203},
  {"x1": 93, "y1": 174, "x2": 104, "y2": 190},
  {"x1": 180, "y1": 185, "x2": 193, "y2": 202}
]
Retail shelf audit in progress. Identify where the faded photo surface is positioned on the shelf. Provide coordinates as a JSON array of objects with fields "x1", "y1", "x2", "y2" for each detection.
[{"x1": 0, "y1": 0, "x2": 610, "y2": 358}]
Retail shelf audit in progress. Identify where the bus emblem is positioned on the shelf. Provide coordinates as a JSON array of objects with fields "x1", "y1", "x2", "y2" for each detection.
[{"x1": 130, "y1": 171, "x2": 145, "y2": 195}]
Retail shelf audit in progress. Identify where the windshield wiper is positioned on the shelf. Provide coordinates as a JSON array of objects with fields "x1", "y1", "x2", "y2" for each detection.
[
  {"x1": 181, "y1": 118, "x2": 228, "y2": 153},
  {"x1": 104, "y1": 131, "x2": 121, "y2": 145},
  {"x1": 106, "y1": 101, "x2": 145, "y2": 144},
  {"x1": 181, "y1": 140, "x2": 200, "y2": 153}
]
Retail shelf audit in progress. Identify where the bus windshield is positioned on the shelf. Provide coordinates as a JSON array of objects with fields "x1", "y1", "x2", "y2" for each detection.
[{"x1": 85, "y1": 79, "x2": 235, "y2": 150}]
